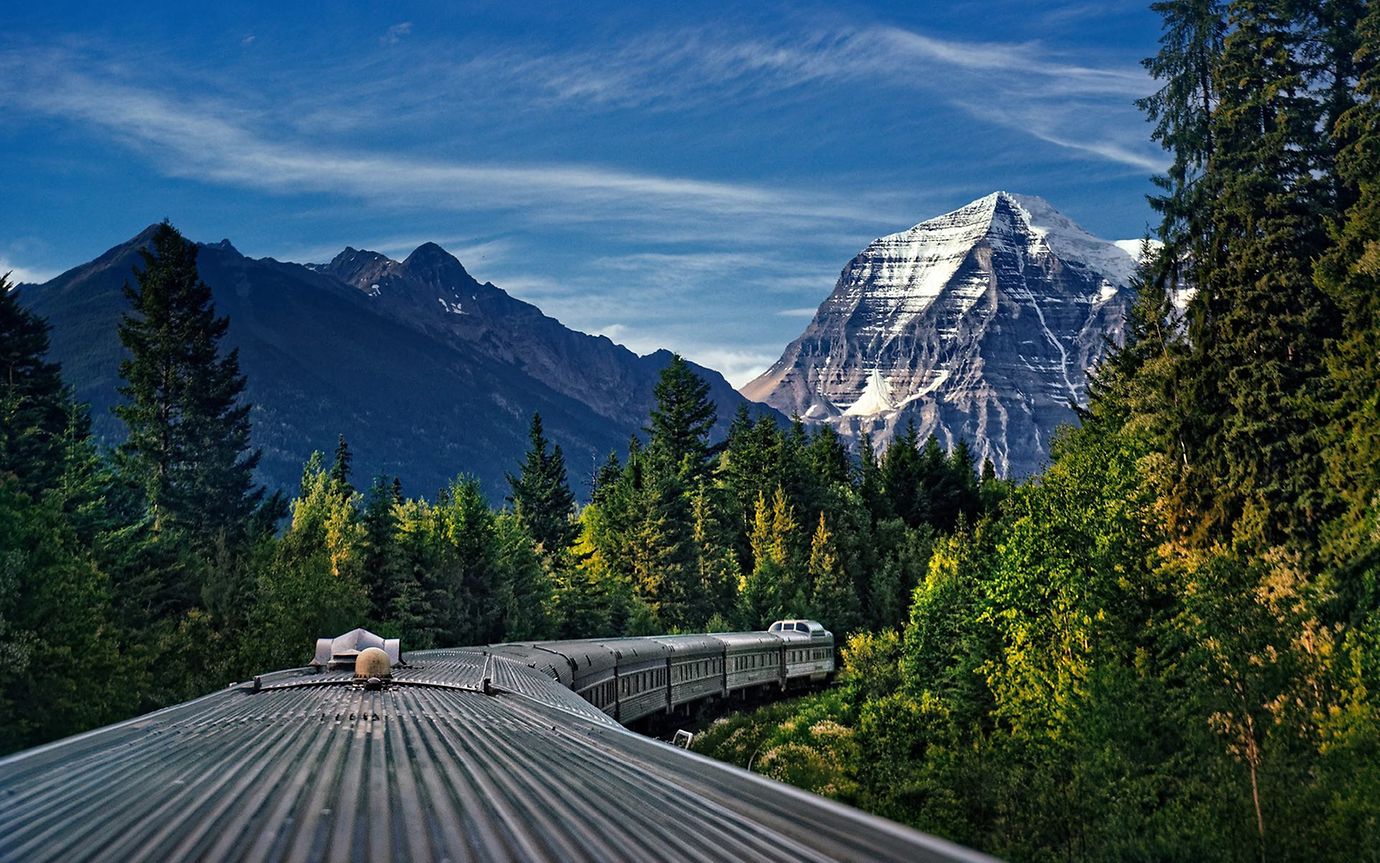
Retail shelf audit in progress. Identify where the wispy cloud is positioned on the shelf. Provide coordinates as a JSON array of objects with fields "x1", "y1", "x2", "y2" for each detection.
[
  {"x1": 0, "y1": 18, "x2": 1158, "y2": 390},
  {"x1": 0, "y1": 256, "x2": 58, "y2": 285},
  {"x1": 0, "y1": 49, "x2": 892, "y2": 233},
  {"x1": 380, "y1": 22, "x2": 412, "y2": 46},
  {"x1": 413, "y1": 22, "x2": 1160, "y2": 170}
]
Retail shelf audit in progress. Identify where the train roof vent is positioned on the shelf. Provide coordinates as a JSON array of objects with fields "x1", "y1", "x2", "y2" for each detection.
[
  {"x1": 312, "y1": 628, "x2": 402, "y2": 671},
  {"x1": 354, "y1": 646, "x2": 393, "y2": 690}
]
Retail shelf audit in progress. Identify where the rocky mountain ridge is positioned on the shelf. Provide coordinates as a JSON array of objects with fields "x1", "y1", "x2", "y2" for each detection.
[
  {"x1": 742, "y1": 191, "x2": 1139, "y2": 476},
  {"x1": 18, "y1": 228, "x2": 777, "y2": 501}
]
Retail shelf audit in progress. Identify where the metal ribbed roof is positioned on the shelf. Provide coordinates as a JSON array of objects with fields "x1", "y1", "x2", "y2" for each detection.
[{"x1": 0, "y1": 652, "x2": 994, "y2": 863}]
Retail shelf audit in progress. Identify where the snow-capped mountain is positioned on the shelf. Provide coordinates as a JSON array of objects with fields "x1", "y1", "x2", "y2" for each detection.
[{"x1": 741, "y1": 192, "x2": 1140, "y2": 476}]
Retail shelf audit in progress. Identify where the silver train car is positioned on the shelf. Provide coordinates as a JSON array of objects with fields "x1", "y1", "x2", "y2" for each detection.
[
  {"x1": 492, "y1": 619, "x2": 835, "y2": 722},
  {"x1": 0, "y1": 617, "x2": 994, "y2": 863}
]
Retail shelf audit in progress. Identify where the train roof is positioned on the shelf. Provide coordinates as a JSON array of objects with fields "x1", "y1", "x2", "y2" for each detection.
[
  {"x1": 714, "y1": 631, "x2": 786, "y2": 650},
  {"x1": 0, "y1": 646, "x2": 993, "y2": 863},
  {"x1": 526, "y1": 639, "x2": 619, "y2": 678},
  {"x1": 596, "y1": 637, "x2": 673, "y2": 661},
  {"x1": 650, "y1": 633, "x2": 725, "y2": 653}
]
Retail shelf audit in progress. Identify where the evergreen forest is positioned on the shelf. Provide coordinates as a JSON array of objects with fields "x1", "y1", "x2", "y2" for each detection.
[
  {"x1": 0, "y1": 221, "x2": 986, "y2": 753},
  {"x1": 694, "y1": 1, "x2": 1380, "y2": 859},
  {"x1": 2, "y1": 0, "x2": 1379, "y2": 859}
]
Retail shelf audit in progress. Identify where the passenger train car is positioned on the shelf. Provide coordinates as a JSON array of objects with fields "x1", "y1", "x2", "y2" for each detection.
[
  {"x1": 490, "y1": 619, "x2": 835, "y2": 723},
  {"x1": 0, "y1": 619, "x2": 1001, "y2": 863}
]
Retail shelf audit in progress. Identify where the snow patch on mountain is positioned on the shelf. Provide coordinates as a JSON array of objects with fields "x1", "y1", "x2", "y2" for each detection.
[{"x1": 743, "y1": 191, "x2": 1138, "y2": 477}]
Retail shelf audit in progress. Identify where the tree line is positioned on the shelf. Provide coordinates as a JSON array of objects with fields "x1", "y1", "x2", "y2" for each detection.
[
  {"x1": 0, "y1": 221, "x2": 995, "y2": 755},
  {"x1": 695, "y1": 1, "x2": 1380, "y2": 859}
]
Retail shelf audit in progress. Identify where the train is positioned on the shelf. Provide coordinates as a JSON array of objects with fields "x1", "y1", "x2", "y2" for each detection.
[
  {"x1": 1, "y1": 617, "x2": 996, "y2": 863},
  {"x1": 391, "y1": 618, "x2": 835, "y2": 725}
]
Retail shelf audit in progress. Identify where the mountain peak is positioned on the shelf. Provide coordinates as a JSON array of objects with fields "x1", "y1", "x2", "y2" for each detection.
[
  {"x1": 890, "y1": 192, "x2": 1137, "y2": 289},
  {"x1": 403, "y1": 242, "x2": 464, "y2": 270},
  {"x1": 743, "y1": 192, "x2": 1137, "y2": 478}
]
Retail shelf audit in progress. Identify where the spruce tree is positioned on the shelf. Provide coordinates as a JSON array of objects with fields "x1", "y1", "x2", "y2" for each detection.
[
  {"x1": 858, "y1": 431, "x2": 887, "y2": 521},
  {"x1": 1318, "y1": 1, "x2": 1380, "y2": 594},
  {"x1": 808, "y1": 512, "x2": 861, "y2": 633},
  {"x1": 1186, "y1": 0, "x2": 1336, "y2": 547},
  {"x1": 506, "y1": 413, "x2": 577, "y2": 555},
  {"x1": 805, "y1": 424, "x2": 851, "y2": 488},
  {"x1": 0, "y1": 276, "x2": 70, "y2": 498},
  {"x1": 360, "y1": 474, "x2": 403, "y2": 621},
  {"x1": 690, "y1": 480, "x2": 739, "y2": 627},
  {"x1": 114, "y1": 221, "x2": 264, "y2": 546},
  {"x1": 647, "y1": 354, "x2": 717, "y2": 481},
  {"x1": 330, "y1": 434, "x2": 354, "y2": 494},
  {"x1": 1139, "y1": 0, "x2": 1227, "y2": 268},
  {"x1": 881, "y1": 421, "x2": 927, "y2": 527}
]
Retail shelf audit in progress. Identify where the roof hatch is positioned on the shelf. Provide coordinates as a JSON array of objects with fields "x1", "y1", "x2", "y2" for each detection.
[{"x1": 312, "y1": 628, "x2": 402, "y2": 671}]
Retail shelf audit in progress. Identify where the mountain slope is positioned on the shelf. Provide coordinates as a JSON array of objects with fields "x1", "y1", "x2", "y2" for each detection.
[
  {"x1": 316, "y1": 242, "x2": 749, "y2": 427},
  {"x1": 742, "y1": 192, "x2": 1136, "y2": 476},
  {"x1": 19, "y1": 229, "x2": 776, "y2": 501}
]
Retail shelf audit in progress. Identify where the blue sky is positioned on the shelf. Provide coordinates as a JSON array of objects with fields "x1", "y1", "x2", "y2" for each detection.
[{"x1": 1, "y1": 1, "x2": 1165, "y2": 385}]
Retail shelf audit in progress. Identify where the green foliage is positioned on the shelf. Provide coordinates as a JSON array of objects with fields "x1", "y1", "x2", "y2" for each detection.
[
  {"x1": 647, "y1": 353, "x2": 717, "y2": 481},
  {"x1": 26, "y1": 17, "x2": 1380, "y2": 860},
  {"x1": 251, "y1": 452, "x2": 369, "y2": 669},
  {"x1": 696, "y1": 14, "x2": 1380, "y2": 851},
  {"x1": 114, "y1": 221, "x2": 264, "y2": 548},
  {"x1": 506, "y1": 413, "x2": 577, "y2": 556},
  {"x1": 0, "y1": 274, "x2": 69, "y2": 497},
  {"x1": 0, "y1": 482, "x2": 125, "y2": 752}
]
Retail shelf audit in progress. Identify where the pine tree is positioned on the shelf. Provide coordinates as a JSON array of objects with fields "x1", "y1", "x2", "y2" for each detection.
[
  {"x1": 690, "y1": 480, "x2": 739, "y2": 627},
  {"x1": 330, "y1": 434, "x2": 354, "y2": 494},
  {"x1": 360, "y1": 474, "x2": 403, "y2": 622},
  {"x1": 0, "y1": 276, "x2": 70, "y2": 498},
  {"x1": 1318, "y1": 1, "x2": 1380, "y2": 600},
  {"x1": 858, "y1": 431, "x2": 887, "y2": 521},
  {"x1": 1183, "y1": 0, "x2": 1336, "y2": 547},
  {"x1": 114, "y1": 221, "x2": 264, "y2": 546},
  {"x1": 808, "y1": 512, "x2": 861, "y2": 633},
  {"x1": 647, "y1": 354, "x2": 717, "y2": 481},
  {"x1": 506, "y1": 413, "x2": 577, "y2": 555},
  {"x1": 881, "y1": 421, "x2": 928, "y2": 528},
  {"x1": 1139, "y1": 0, "x2": 1227, "y2": 268}
]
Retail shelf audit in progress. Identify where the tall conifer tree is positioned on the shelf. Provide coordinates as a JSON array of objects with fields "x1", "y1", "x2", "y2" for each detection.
[
  {"x1": 0, "y1": 276, "x2": 69, "y2": 498},
  {"x1": 647, "y1": 354, "x2": 717, "y2": 481},
  {"x1": 114, "y1": 221, "x2": 264, "y2": 545},
  {"x1": 506, "y1": 413, "x2": 576, "y2": 555}
]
